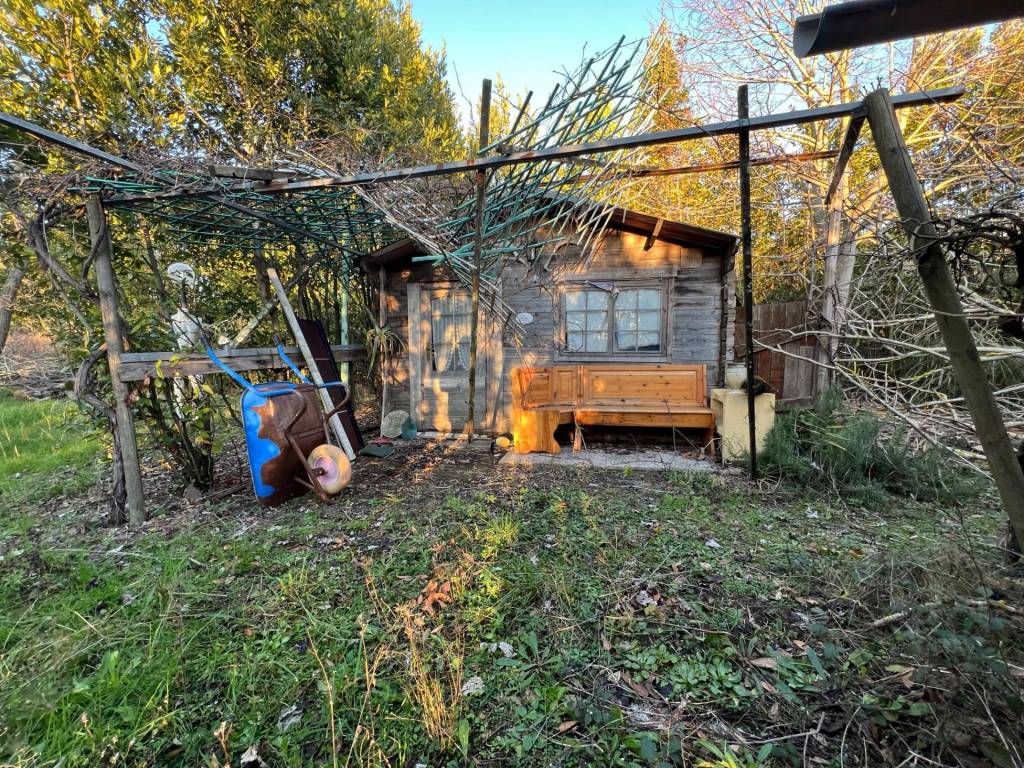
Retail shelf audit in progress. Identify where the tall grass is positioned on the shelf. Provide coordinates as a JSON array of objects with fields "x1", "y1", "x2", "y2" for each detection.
[{"x1": 760, "y1": 388, "x2": 986, "y2": 504}]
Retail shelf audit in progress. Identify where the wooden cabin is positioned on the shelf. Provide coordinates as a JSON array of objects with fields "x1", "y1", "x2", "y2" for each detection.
[{"x1": 362, "y1": 203, "x2": 739, "y2": 451}]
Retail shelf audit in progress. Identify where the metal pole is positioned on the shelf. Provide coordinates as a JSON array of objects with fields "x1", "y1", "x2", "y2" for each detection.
[{"x1": 738, "y1": 86, "x2": 758, "y2": 479}]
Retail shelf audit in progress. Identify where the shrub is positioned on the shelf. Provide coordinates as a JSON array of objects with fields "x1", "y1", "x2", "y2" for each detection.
[{"x1": 760, "y1": 388, "x2": 985, "y2": 504}]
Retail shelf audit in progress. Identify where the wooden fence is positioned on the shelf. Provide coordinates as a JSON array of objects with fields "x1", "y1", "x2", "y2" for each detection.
[{"x1": 735, "y1": 300, "x2": 818, "y2": 404}]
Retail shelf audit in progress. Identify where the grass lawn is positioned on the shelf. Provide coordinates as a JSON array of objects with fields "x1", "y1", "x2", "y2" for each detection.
[
  {"x1": 0, "y1": 414, "x2": 1021, "y2": 767},
  {"x1": 0, "y1": 394, "x2": 104, "y2": 510}
]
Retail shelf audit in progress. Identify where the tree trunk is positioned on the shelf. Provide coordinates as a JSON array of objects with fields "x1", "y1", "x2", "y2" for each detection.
[
  {"x1": 0, "y1": 267, "x2": 24, "y2": 354},
  {"x1": 865, "y1": 88, "x2": 1024, "y2": 554}
]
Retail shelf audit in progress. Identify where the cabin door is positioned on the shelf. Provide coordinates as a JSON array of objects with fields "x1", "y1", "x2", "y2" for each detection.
[{"x1": 409, "y1": 283, "x2": 487, "y2": 433}]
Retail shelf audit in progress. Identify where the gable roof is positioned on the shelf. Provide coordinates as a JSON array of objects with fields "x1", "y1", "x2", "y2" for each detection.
[{"x1": 361, "y1": 200, "x2": 739, "y2": 271}]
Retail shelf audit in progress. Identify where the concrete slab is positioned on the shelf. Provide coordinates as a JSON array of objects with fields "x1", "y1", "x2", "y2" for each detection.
[{"x1": 498, "y1": 447, "x2": 715, "y2": 472}]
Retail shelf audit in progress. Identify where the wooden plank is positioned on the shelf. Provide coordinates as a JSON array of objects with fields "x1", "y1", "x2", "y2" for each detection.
[
  {"x1": 268, "y1": 268, "x2": 354, "y2": 460},
  {"x1": 119, "y1": 345, "x2": 365, "y2": 382},
  {"x1": 574, "y1": 410, "x2": 712, "y2": 428}
]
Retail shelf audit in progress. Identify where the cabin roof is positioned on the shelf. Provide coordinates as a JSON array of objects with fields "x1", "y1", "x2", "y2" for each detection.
[{"x1": 360, "y1": 200, "x2": 739, "y2": 271}]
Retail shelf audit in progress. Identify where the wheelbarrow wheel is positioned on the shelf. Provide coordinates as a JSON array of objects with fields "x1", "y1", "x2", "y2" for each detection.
[{"x1": 307, "y1": 444, "x2": 351, "y2": 495}]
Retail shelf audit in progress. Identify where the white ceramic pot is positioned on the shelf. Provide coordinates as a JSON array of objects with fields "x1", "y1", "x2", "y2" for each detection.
[{"x1": 725, "y1": 363, "x2": 747, "y2": 389}]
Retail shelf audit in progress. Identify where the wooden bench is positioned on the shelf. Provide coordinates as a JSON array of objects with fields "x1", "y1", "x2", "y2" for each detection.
[{"x1": 510, "y1": 364, "x2": 715, "y2": 456}]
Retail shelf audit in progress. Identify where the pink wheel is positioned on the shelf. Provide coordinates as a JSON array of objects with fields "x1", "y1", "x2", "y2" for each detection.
[{"x1": 307, "y1": 444, "x2": 352, "y2": 495}]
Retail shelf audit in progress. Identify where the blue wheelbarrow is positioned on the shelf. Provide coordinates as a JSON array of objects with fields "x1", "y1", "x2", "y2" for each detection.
[{"x1": 207, "y1": 346, "x2": 353, "y2": 506}]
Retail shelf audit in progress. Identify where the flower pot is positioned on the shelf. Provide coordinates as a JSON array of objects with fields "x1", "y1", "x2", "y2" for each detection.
[{"x1": 725, "y1": 363, "x2": 747, "y2": 390}]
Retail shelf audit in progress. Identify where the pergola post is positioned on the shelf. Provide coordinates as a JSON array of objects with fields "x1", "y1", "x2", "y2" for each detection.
[
  {"x1": 864, "y1": 88, "x2": 1024, "y2": 552},
  {"x1": 86, "y1": 194, "x2": 146, "y2": 525},
  {"x1": 738, "y1": 85, "x2": 758, "y2": 479},
  {"x1": 466, "y1": 77, "x2": 492, "y2": 438}
]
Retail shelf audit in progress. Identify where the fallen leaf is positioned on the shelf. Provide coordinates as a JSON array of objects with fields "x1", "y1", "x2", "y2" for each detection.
[
  {"x1": 556, "y1": 720, "x2": 578, "y2": 733},
  {"x1": 750, "y1": 657, "x2": 778, "y2": 670}
]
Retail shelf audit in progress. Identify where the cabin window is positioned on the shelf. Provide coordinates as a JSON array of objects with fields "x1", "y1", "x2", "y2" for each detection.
[
  {"x1": 614, "y1": 288, "x2": 662, "y2": 352},
  {"x1": 430, "y1": 292, "x2": 472, "y2": 371},
  {"x1": 562, "y1": 282, "x2": 666, "y2": 355},
  {"x1": 564, "y1": 289, "x2": 609, "y2": 353}
]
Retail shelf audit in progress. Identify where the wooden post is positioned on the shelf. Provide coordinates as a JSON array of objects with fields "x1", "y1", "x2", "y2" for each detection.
[
  {"x1": 86, "y1": 195, "x2": 146, "y2": 525},
  {"x1": 466, "y1": 77, "x2": 492, "y2": 438},
  {"x1": 267, "y1": 268, "x2": 355, "y2": 460},
  {"x1": 339, "y1": 258, "x2": 350, "y2": 384},
  {"x1": 378, "y1": 265, "x2": 388, "y2": 426},
  {"x1": 864, "y1": 88, "x2": 1024, "y2": 550},
  {"x1": 738, "y1": 85, "x2": 758, "y2": 479}
]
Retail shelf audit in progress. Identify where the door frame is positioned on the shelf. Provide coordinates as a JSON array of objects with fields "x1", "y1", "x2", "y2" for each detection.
[{"x1": 408, "y1": 281, "x2": 503, "y2": 432}]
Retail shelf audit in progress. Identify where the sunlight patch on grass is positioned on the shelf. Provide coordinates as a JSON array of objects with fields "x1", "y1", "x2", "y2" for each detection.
[{"x1": 0, "y1": 395, "x2": 104, "y2": 506}]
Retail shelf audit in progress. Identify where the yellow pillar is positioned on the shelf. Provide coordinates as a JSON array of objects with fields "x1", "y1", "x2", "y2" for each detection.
[{"x1": 711, "y1": 388, "x2": 776, "y2": 463}]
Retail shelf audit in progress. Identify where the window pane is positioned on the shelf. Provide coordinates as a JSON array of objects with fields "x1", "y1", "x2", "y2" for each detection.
[
  {"x1": 638, "y1": 310, "x2": 660, "y2": 331},
  {"x1": 637, "y1": 289, "x2": 660, "y2": 309},
  {"x1": 616, "y1": 290, "x2": 637, "y2": 310},
  {"x1": 431, "y1": 293, "x2": 471, "y2": 371},
  {"x1": 615, "y1": 331, "x2": 637, "y2": 351},
  {"x1": 566, "y1": 311, "x2": 586, "y2": 332},
  {"x1": 637, "y1": 331, "x2": 660, "y2": 351},
  {"x1": 566, "y1": 291, "x2": 586, "y2": 311},
  {"x1": 587, "y1": 310, "x2": 608, "y2": 331},
  {"x1": 567, "y1": 331, "x2": 584, "y2": 352},
  {"x1": 587, "y1": 291, "x2": 609, "y2": 310},
  {"x1": 586, "y1": 331, "x2": 608, "y2": 352}
]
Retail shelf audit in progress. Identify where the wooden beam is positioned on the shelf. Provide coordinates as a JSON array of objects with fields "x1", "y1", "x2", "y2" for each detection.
[
  {"x1": 738, "y1": 85, "x2": 758, "y2": 480},
  {"x1": 118, "y1": 344, "x2": 365, "y2": 382},
  {"x1": 267, "y1": 268, "x2": 355, "y2": 460},
  {"x1": 86, "y1": 195, "x2": 146, "y2": 525},
  {"x1": 824, "y1": 114, "x2": 865, "y2": 207},
  {"x1": 643, "y1": 218, "x2": 664, "y2": 251},
  {"x1": 864, "y1": 87, "x2": 1024, "y2": 551},
  {"x1": 100, "y1": 86, "x2": 965, "y2": 205},
  {"x1": 208, "y1": 164, "x2": 302, "y2": 181}
]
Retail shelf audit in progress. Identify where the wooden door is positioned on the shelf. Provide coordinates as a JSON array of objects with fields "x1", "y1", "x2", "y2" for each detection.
[{"x1": 408, "y1": 283, "x2": 487, "y2": 433}]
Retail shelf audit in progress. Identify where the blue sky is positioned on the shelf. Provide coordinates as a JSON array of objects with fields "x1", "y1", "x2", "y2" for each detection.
[{"x1": 409, "y1": 0, "x2": 662, "y2": 123}]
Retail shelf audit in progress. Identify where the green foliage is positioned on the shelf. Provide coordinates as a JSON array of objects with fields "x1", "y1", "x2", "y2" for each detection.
[
  {"x1": 0, "y1": 0, "x2": 463, "y2": 485},
  {"x1": 760, "y1": 388, "x2": 985, "y2": 504}
]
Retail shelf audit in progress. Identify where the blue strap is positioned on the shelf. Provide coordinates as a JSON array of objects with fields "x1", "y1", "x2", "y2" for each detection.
[
  {"x1": 276, "y1": 343, "x2": 312, "y2": 384},
  {"x1": 205, "y1": 345, "x2": 258, "y2": 392}
]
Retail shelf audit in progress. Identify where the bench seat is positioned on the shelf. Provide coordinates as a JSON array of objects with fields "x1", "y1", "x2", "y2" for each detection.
[{"x1": 511, "y1": 364, "x2": 715, "y2": 456}]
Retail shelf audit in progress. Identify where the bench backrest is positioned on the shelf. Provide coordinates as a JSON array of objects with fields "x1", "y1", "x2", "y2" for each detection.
[{"x1": 513, "y1": 364, "x2": 708, "y2": 410}]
